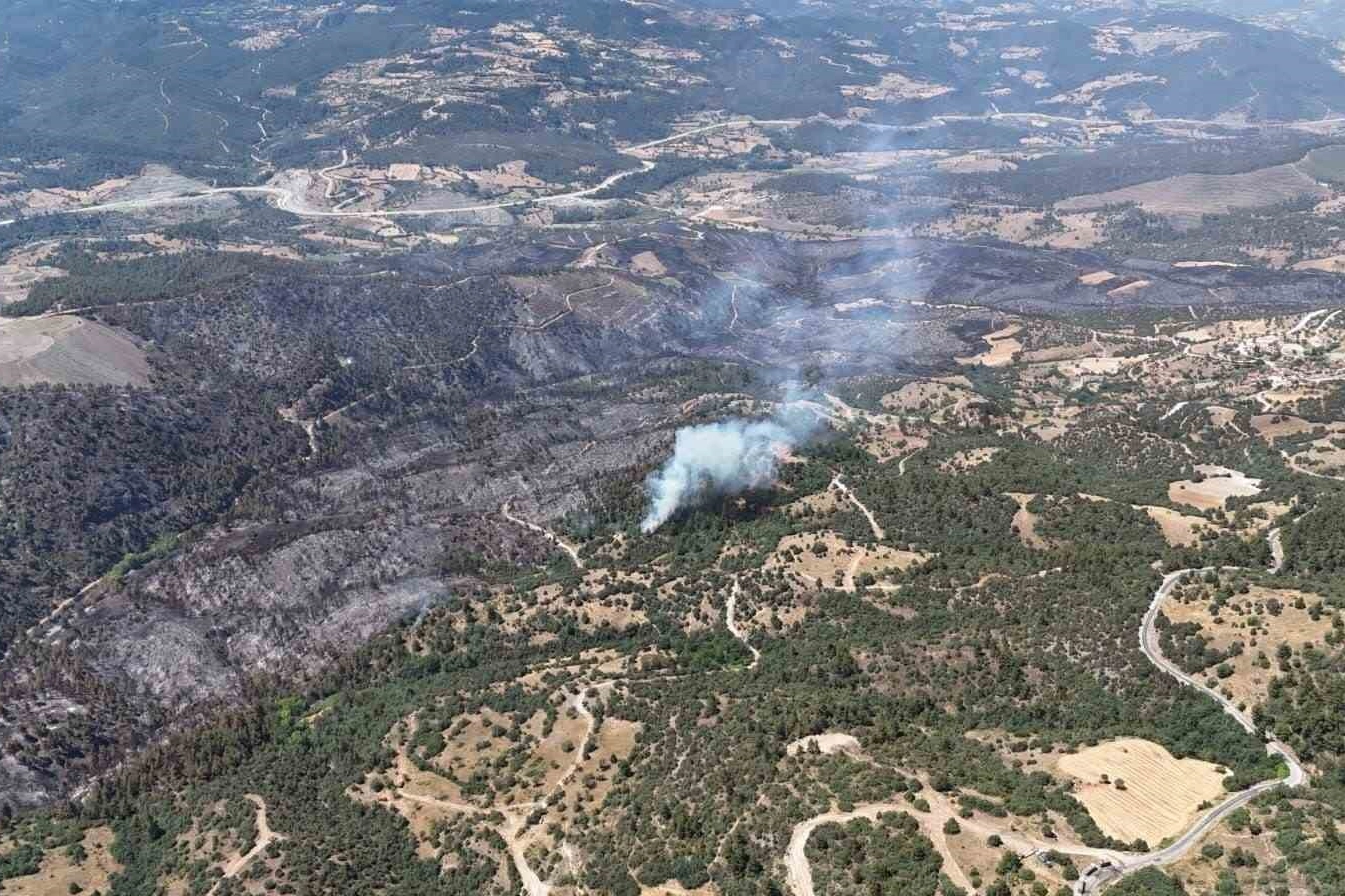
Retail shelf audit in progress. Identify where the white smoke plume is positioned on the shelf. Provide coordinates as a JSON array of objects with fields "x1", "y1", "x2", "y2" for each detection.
[{"x1": 640, "y1": 399, "x2": 821, "y2": 533}]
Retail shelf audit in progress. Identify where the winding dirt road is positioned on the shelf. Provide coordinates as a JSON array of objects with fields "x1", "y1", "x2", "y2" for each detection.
[
  {"x1": 1268, "y1": 528, "x2": 1285, "y2": 574},
  {"x1": 830, "y1": 474, "x2": 885, "y2": 540},
  {"x1": 502, "y1": 501, "x2": 585, "y2": 570},
  {"x1": 784, "y1": 784, "x2": 1130, "y2": 896}
]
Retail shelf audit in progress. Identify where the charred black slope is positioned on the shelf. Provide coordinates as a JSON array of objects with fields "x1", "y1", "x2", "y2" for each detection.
[{"x1": 4, "y1": 227, "x2": 1345, "y2": 809}]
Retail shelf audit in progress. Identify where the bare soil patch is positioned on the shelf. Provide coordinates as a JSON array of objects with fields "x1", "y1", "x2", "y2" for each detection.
[{"x1": 785, "y1": 733, "x2": 863, "y2": 756}]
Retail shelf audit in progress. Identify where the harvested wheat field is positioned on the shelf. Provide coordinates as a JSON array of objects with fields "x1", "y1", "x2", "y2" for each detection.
[
  {"x1": 1251, "y1": 413, "x2": 1316, "y2": 441},
  {"x1": 1055, "y1": 738, "x2": 1226, "y2": 846},
  {"x1": 0, "y1": 315, "x2": 150, "y2": 387},
  {"x1": 956, "y1": 324, "x2": 1022, "y2": 367},
  {"x1": 1056, "y1": 163, "x2": 1329, "y2": 227},
  {"x1": 1169, "y1": 465, "x2": 1262, "y2": 510}
]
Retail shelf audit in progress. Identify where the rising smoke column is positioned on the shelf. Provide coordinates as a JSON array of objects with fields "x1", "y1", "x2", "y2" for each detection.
[{"x1": 640, "y1": 400, "x2": 820, "y2": 533}]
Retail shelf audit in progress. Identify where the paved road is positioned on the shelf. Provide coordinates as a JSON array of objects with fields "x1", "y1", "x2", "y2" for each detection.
[
  {"x1": 55, "y1": 118, "x2": 797, "y2": 221},
  {"x1": 1074, "y1": 567, "x2": 1305, "y2": 893}
]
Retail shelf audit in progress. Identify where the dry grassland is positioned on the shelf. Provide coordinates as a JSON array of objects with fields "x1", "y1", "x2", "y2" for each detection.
[
  {"x1": 882, "y1": 380, "x2": 976, "y2": 413},
  {"x1": 0, "y1": 827, "x2": 122, "y2": 896},
  {"x1": 940, "y1": 447, "x2": 1003, "y2": 472},
  {"x1": 1251, "y1": 413, "x2": 1316, "y2": 441},
  {"x1": 857, "y1": 424, "x2": 927, "y2": 464},
  {"x1": 765, "y1": 531, "x2": 928, "y2": 591},
  {"x1": 1057, "y1": 163, "x2": 1329, "y2": 226},
  {"x1": 1168, "y1": 810, "x2": 1306, "y2": 895},
  {"x1": 1165, "y1": 584, "x2": 1332, "y2": 708},
  {"x1": 1141, "y1": 505, "x2": 1216, "y2": 548}
]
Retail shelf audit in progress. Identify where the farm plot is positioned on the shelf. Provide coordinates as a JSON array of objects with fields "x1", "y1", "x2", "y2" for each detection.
[
  {"x1": 1054, "y1": 738, "x2": 1227, "y2": 846},
  {"x1": 1056, "y1": 163, "x2": 1330, "y2": 227}
]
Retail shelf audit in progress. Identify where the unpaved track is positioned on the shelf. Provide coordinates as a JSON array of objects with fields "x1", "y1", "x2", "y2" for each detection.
[
  {"x1": 898, "y1": 449, "x2": 921, "y2": 478},
  {"x1": 502, "y1": 501, "x2": 585, "y2": 569},
  {"x1": 725, "y1": 576, "x2": 760, "y2": 670},
  {"x1": 831, "y1": 475, "x2": 885, "y2": 540},
  {"x1": 785, "y1": 788, "x2": 1129, "y2": 896},
  {"x1": 786, "y1": 804, "x2": 903, "y2": 896},
  {"x1": 208, "y1": 794, "x2": 283, "y2": 895},
  {"x1": 1268, "y1": 528, "x2": 1285, "y2": 574},
  {"x1": 317, "y1": 148, "x2": 350, "y2": 198},
  {"x1": 1281, "y1": 447, "x2": 1345, "y2": 482}
]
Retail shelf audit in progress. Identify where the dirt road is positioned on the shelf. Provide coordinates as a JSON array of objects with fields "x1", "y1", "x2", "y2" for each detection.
[
  {"x1": 830, "y1": 475, "x2": 885, "y2": 540},
  {"x1": 208, "y1": 794, "x2": 282, "y2": 894},
  {"x1": 1268, "y1": 528, "x2": 1285, "y2": 574},
  {"x1": 396, "y1": 684, "x2": 604, "y2": 896},
  {"x1": 725, "y1": 576, "x2": 760, "y2": 670},
  {"x1": 785, "y1": 786, "x2": 1129, "y2": 896},
  {"x1": 502, "y1": 501, "x2": 585, "y2": 570}
]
